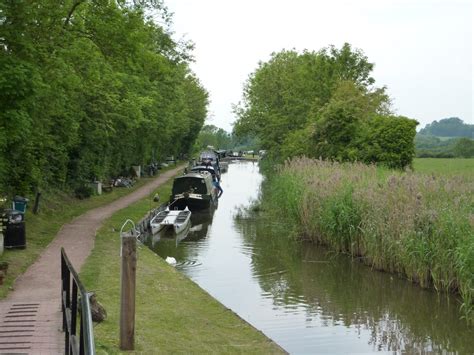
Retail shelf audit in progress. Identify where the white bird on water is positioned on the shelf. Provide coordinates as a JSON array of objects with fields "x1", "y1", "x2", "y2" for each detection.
[{"x1": 165, "y1": 256, "x2": 177, "y2": 266}]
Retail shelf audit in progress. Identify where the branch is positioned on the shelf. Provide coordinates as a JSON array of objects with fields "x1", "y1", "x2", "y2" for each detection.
[{"x1": 64, "y1": 0, "x2": 85, "y2": 27}]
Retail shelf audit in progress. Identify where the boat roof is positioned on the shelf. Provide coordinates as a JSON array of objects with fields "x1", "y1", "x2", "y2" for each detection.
[
  {"x1": 199, "y1": 150, "x2": 217, "y2": 160},
  {"x1": 191, "y1": 165, "x2": 216, "y2": 172},
  {"x1": 176, "y1": 172, "x2": 205, "y2": 179}
]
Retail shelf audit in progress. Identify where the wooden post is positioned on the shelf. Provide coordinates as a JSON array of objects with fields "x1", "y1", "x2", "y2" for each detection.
[
  {"x1": 120, "y1": 223, "x2": 137, "y2": 350},
  {"x1": 33, "y1": 192, "x2": 41, "y2": 214}
]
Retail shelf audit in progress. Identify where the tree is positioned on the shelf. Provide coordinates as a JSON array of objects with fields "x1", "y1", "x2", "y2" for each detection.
[
  {"x1": 0, "y1": 0, "x2": 208, "y2": 195},
  {"x1": 233, "y1": 43, "x2": 417, "y2": 168},
  {"x1": 194, "y1": 125, "x2": 232, "y2": 151},
  {"x1": 361, "y1": 116, "x2": 418, "y2": 169},
  {"x1": 453, "y1": 138, "x2": 474, "y2": 158}
]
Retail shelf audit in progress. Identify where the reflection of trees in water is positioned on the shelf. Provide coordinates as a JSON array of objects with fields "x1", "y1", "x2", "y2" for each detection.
[{"x1": 234, "y1": 216, "x2": 474, "y2": 353}]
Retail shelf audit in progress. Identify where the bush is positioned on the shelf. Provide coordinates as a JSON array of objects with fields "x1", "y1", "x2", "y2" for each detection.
[{"x1": 74, "y1": 184, "x2": 94, "y2": 199}]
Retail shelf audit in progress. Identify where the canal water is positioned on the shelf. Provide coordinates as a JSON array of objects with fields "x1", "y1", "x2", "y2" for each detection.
[{"x1": 145, "y1": 161, "x2": 473, "y2": 354}]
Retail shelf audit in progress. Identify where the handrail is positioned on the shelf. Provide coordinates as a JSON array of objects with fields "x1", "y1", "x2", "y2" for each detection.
[{"x1": 61, "y1": 247, "x2": 95, "y2": 355}]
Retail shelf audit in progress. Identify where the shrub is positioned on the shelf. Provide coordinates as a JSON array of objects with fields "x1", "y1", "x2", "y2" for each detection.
[{"x1": 74, "y1": 184, "x2": 94, "y2": 199}]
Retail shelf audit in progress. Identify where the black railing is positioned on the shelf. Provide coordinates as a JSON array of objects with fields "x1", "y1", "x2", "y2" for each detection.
[{"x1": 61, "y1": 247, "x2": 95, "y2": 355}]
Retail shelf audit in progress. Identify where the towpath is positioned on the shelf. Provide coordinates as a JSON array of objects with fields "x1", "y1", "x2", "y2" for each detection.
[{"x1": 0, "y1": 165, "x2": 184, "y2": 354}]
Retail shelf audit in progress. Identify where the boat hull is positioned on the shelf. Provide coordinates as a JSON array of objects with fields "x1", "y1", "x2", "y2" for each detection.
[
  {"x1": 171, "y1": 196, "x2": 215, "y2": 211},
  {"x1": 150, "y1": 208, "x2": 191, "y2": 235}
]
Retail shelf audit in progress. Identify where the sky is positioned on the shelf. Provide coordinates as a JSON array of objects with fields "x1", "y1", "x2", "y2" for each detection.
[{"x1": 163, "y1": 0, "x2": 473, "y2": 132}]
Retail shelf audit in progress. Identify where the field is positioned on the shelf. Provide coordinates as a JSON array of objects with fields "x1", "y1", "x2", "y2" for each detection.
[
  {"x1": 261, "y1": 157, "x2": 474, "y2": 323},
  {"x1": 414, "y1": 158, "x2": 474, "y2": 175}
]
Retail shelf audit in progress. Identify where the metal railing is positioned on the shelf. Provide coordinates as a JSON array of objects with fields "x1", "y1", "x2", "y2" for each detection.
[{"x1": 61, "y1": 247, "x2": 95, "y2": 355}]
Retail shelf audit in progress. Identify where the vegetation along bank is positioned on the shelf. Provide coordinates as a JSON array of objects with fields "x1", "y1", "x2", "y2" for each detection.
[{"x1": 259, "y1": 157, "x2": 474, "y2": 323}]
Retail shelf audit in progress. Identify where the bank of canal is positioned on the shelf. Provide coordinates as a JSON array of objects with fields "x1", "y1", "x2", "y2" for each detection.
[{"x1": 146, "y1": 161, "x2": 473, "y2": 354}]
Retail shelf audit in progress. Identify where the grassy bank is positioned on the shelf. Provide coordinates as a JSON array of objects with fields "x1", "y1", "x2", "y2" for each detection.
[
  {"x1": 0, "y1": 167, "x2": 177, "y2": 298},
  {"x1": 261, "y1": 157, "x2": 474, "y2": 323},
  {"x1": 80, "y1": 180, "x2": 283, "y2": 353}
]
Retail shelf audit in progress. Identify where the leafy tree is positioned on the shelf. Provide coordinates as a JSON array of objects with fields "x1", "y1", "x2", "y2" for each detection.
[
  {"x1": 453, "y1": 138, "x2": 474, "y2": 158},
  {"x1": 0, "y1": 0, "x2": 208, "y2": 196},
  {"x1": 233, "y1": 43, "x2": 417, "y2": 168},
  {"x1": 361, "y1": 115, "x2": 418, "y2": 169}
]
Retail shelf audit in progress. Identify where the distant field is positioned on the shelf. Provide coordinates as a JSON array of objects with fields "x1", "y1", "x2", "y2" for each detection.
[{"x1": 413, "y1": 158, "x2": 474, "y2": 175}]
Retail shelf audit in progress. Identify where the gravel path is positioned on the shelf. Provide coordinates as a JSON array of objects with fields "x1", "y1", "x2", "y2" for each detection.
[{"x1": 0, "y1": 166, "x2": 184, "y2": 354}]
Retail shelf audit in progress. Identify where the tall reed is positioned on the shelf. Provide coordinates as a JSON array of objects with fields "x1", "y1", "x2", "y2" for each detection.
[{"x1": 261, "y1": 157, "x2": 474, "y2": 322}]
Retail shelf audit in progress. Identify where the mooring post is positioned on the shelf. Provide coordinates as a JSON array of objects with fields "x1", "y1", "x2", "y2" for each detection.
[
  {"x1": 119, "y1": 220, "x2": 137, "y2": 350},
  {"x1": 33, "y1": 191, "x2": 41, "y2": 214}
]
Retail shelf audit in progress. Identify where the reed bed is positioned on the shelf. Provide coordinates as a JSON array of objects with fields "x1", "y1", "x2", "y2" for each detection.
[{"x1": 262, "y1": 157, "x2": 474, "y2": 322}]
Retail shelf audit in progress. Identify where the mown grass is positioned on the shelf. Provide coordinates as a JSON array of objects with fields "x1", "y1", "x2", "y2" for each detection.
[
  {"x1": 414, "y1": 158, "x2": 474, "y2": 175},
  {"x1": 0, "y1": 167, "x2": 177, "y2": 298},
  {"x1": 80, "y1": 180, "x2": 283, "y2": 354},
  {"x1": 262, "y1": 157, "x2": 474, "y2": 323}
]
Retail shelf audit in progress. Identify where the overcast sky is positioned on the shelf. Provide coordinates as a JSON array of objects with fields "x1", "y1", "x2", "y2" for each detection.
[{"x1": 164, "y1": 0, "x2": 473, "y2": 132}]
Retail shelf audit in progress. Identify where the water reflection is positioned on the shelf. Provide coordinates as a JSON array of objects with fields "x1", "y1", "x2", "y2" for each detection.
[
  {"x1": 237, "y1": 216, "x2": 473, "y2": 353},
  {"x1": 146, "y1": 207, "x2": 216, "y2": 268},
  {"x1": 144, "y1": 161, "x2": 473, "y2": 354}
]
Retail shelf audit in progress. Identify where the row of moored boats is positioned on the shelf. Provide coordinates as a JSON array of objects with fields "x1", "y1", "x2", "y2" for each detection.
[{"x1": 149, "y1": 150, "x2": 227, "y2": 235}]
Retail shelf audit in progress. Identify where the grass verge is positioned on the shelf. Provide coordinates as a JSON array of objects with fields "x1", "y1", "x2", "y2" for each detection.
[
  {"x1": 80, "y1": 179, "x2": 284, "y2": 354},
  {"x1": 0, "y1": 166, "x2": 178, "y2": 298}
]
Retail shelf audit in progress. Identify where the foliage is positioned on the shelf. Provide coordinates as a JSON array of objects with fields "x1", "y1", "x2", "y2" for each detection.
[
  {"x1": 260, "y1": 157, "x2": 474, "y2": 323},
  {"x1": 414, "y1": 134, "x2": 474, "y2": 158},
  {"x1": 454, "y1": 138, "x2": 474, "y2": 158},
  {"x1": 0, "y1": 0, "x2": 208, "y2": 196},
  {"x1": 193, "y1": 124, "x2": 232, "y2": 151},
  {"x1": 361, "y1": 115, "x2": 418, "y2": 169},
  {"x1": 419, "y1": 117, "x2": 474, "y2": 138},
  {"x1": 415, "y1": 134, "x2": 458, "y2": 157},
  {"x1": 233, "y1": 43, "x2": 416, "y2": 168}
]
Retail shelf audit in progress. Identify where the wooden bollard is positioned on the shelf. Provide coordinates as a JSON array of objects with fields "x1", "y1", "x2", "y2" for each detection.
[
  {"x1": 120, "y1": 221, "x2": 137, "y2": 350},
  {"x1": 33, "y1": 191, "x2": 41, "y2": 214}
]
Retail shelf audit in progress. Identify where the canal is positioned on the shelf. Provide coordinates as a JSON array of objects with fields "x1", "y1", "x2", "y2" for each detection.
[{"x1": 145, "y1": 161, "x2": 473, "y2": 354}]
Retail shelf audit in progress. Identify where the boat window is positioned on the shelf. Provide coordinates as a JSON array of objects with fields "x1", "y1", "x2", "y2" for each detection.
[{"x1": 172, "y1": 177, "x2": 208, "y2": 195}]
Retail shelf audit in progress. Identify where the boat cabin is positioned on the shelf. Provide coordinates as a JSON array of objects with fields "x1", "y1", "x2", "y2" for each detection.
[
  {"x1": 190, "y1": 165, "x2": 220, "y2": 181},
  {"x1": 170, "y1": 172, "x2": 217, "y2": 210}
]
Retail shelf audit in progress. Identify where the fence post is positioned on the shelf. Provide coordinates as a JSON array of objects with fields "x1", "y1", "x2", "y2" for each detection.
[
  {"x1": 120, "y1": 220, "x2": 137, "y2": 350},
  {"x1": 33, "y1": 191, "x2": 41, "y2": 214}
]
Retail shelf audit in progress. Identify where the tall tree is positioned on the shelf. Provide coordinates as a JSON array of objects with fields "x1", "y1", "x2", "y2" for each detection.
[
  {"x1": 0, "y1": 0, "x2": 208, "y2": 195},
  {"x1": 234, "y1": 43, "x2": 417, "y2": 168}
]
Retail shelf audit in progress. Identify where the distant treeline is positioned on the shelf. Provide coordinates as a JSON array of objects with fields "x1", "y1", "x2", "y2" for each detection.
[
  {"x1": 233, "y1": 43, "x2": 417, "y2": 169},
  {"x1": 419, "y1": 117, "x2": 474, "y2": 138},
  {"x1": 193, "y1": 124, "x2": 260, "y2": 152},
  {"x1": 416, "y1": 118, "x2": 474, "y2": 158},
  {"x1": 0, "y1": 1, "x2": 208, "y2": 195}
]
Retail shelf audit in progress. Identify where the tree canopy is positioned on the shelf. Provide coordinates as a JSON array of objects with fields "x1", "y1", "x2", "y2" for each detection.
[
  {"x1": 233, "y1": 43, "x2": 417, "y2": 169},
  {"x1": 0, "y1": 0, "x2": 208, "y2": 195}
]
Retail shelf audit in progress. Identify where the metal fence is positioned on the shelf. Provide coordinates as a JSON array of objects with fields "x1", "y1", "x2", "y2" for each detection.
[{"x1": 61, "y1": 247, "x2": 95, "y2": 355}]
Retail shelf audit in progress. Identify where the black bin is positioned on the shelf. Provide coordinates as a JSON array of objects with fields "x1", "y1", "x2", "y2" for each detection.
[{"x1": 2, "y1": 209, "x2": 26, "y2": 249}]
